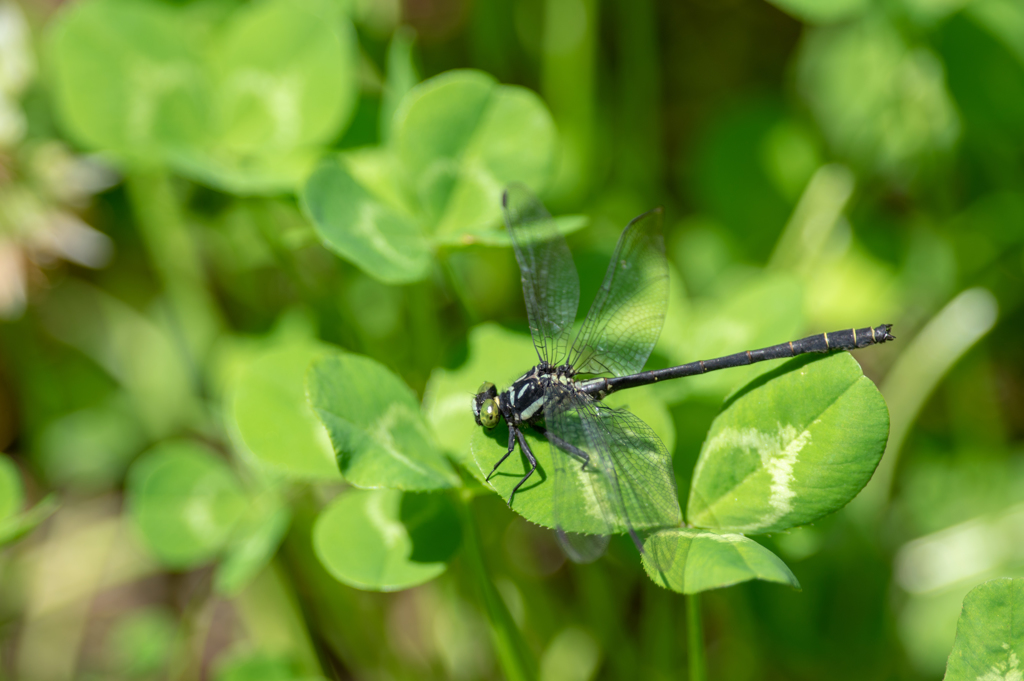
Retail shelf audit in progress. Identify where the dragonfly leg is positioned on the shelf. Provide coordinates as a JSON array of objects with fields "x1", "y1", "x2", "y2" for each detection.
[
  {"x1": 537, "y1": 426, "x2": 591, "y2": 471},
  {"x1": 485, "y1": 426, "x2": 518, "y2": 482},
  {"x1": 508, "y1": 428, "x2": 538, "y2": 506}
]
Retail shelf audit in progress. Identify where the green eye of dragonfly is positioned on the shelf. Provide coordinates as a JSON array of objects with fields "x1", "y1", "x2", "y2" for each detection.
[{"x1": 480, "y1": 398, "x2": 499, "y2": 428}]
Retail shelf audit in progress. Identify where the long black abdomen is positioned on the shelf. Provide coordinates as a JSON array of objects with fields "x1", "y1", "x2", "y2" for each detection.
[
  {"x1": 744, "y1": 323, "x2": 894, "y2": 361},
  {"x1": 581, "y1": 324, "x2": 895, "y2": 398}
]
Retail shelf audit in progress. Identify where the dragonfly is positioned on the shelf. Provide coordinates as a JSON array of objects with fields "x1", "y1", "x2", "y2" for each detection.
[{"x1": 471, "y1": 184, "x2": 895, "y2": 566}]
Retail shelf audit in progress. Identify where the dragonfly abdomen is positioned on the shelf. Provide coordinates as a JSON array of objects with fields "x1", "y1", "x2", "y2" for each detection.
[{"x1": 579, "y1": 324, "x2": 895, "y2": 399}]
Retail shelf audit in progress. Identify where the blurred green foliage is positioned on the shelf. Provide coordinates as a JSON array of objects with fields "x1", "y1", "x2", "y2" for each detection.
[{"x1": 0, "y1": 0, "x2": 1022, "y2": 679}]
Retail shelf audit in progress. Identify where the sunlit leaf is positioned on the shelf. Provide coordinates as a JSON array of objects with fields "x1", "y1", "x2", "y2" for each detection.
[
  {"x1": 394, "y1": 70, "x2": 556, "y2": 237},
  {"x1": 172, "y1": 148, "x2": 323, "y2": 196},
  {"x1": 302, "y1": 68, "x2": 557, "y2": 281},
  {"x1": 688, "y1": 352, "x2": 889, "y2": 534},
  {"x1": 307, "y1": 352, "x2": 459, "y2": 490},
  {"x1": 228, "y1": 342, "x2": 340, "y2": 480},
  {"x1": 46, "y1": 0, "x2": 358, "y2": 193},
  {"x1": 211, "y1": 0, "x2": 356, "y2": 153},
  {"x1": 642, "y1": 528, "x2": 800, "y2": 594},
  {"x1": 302, "y1": 156, "x2": 430, "y2": 284},
  {"x1": 312, "y1": 489, "x2": 460, "y2": 591},
  {"x1": 127, "y1": 440, "x2": 247, "y2": 568},
  {"x1": 944, "y1": 578, "x2": 1024, "y2": 681},
  {"x1": 185, "y1": 0, "x2": 358, "y2": 193},
  {"x1": 46, "y1": 0, "x2": 205, "y2": 158}
]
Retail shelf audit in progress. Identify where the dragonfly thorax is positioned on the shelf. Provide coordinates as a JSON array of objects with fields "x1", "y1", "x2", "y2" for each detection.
[{"x1": 499, "y1": 363, "x2": 577, "y2": 427}]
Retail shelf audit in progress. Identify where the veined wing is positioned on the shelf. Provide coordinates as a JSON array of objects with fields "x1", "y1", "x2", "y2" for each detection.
[
  {"x1": 567, "y1": 207, "x2": 668, "y2": 377},
  {"x1": 503, "y1": 184, "x2": 580, "y2": 366},
  {"x1": 543, "y1": 383, "x2": 681, "y2": 567}
]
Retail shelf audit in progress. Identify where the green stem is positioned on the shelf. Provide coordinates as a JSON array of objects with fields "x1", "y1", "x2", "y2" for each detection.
[
  {"x1": 687, "y1": 593, "x2": 707, "y2": 681},
  {"x1": 406, "y1": 278, "x2": 442, "y2": 388},
  {"x1": 541, "y1": 0, "x2": 598, "y2": 207},
  {"x1": 124, "y1": 167, "x2": 222, "y2": 369},
  {"x1": 455, "y1": 491, "x2": 536, "y2": 681}
]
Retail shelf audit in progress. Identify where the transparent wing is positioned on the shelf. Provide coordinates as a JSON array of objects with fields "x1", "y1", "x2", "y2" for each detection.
[
  {"x1": 503, "y1": 184, "x2": 580, "y2": 366},
  {"x1": 543, "y1": 384, "x2": 681, "y2": 568},
  {"x1": 567, "y1": 207, "x2": 668, "y2": 377}
]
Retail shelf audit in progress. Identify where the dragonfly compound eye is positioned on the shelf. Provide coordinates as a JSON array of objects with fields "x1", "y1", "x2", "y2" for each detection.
[
  {"x1": 480, "y1": 398, "x2": 500, "y2": 428},
  {"x1": 472, "y1": 382, "x2": 500, "y2": 427}
]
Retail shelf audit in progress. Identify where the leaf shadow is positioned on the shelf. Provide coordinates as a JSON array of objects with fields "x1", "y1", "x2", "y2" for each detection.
[{"x1": 478, "y1": 422, "x2": 548, "y2": 494}]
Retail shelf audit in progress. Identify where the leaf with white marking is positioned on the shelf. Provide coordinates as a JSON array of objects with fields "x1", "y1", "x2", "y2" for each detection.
[
  {"x1": 307, "y1": 351, "x2": 459, "y2": 491},
  {"x1": 944, "y1": 578, "x2": 1024, "y2": 681},
  {"x1": 313, "y1": 488, "x2": 461, "y2": 591},
  {"x1": 46, "y1": 0, "x2": 205, "y2": 160},
  {"x1": 642, "y1": 528, "x2": 800, "y2": 593},
  {"x1": 393, "y1": 69, "x2": 556, "y2": 238},
  {"x1": 687, "y1": 352, "x2": 888, "y2": 534},
  {"x1": 301, "y1": 69, "x2": 559, "y2": 282},
  {"x1": 47, "y1": 0, "x2": 358, "y2": 194}
]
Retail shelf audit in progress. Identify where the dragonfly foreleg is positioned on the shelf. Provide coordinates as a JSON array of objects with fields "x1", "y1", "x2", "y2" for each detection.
[
  {"x1": 485, "y1": 426, "x2": 518, "y2": 482},
  {"x1": 507, "y1": 428, "x2": 538, "y2": 505}
]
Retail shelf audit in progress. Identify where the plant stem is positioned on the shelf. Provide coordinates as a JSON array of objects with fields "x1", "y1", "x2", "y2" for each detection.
[
  {"x1": 687, "y1": 593, "x2": 707, "y2": 681},
  {"x1": 541, "y1": 0, "x2": 597, "y2": 207},
  {"x1": 406, "y1": 278, "x2": 442, "y2": 389},
  {"x1": 124, "y1": 167, "x2": 222, "y2": 370},
  {"x1": 455, "y1": 491, "x2": 536, "y2": 681}
]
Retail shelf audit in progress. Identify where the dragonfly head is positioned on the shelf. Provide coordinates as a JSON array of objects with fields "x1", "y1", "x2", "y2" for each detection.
[{"x1": 472, "y1": 382, "x2": 501, "y2": 428}]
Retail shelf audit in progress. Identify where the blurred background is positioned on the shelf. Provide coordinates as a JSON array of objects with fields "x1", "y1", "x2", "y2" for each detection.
[{"x1": 0, "y1": 0, "x2": 1022, "y2": 678}]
